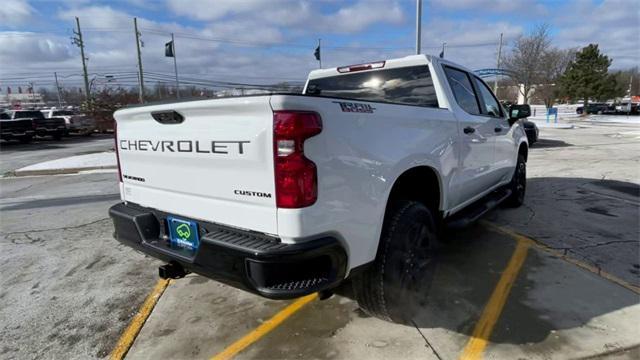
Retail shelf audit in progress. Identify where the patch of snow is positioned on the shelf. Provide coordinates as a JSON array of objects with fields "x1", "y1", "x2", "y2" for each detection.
[
  {"x1": 528, "y1": 119, "x2": 574, "y2": 129},
  {"x1": 581, "y1": 115, "x2": 640, "y2": 124},
  {"x1": 17, "y1": 152, "x2": 116, "y2": 172}
]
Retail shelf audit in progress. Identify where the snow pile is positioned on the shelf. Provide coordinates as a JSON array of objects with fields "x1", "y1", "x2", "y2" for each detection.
[{"x1": 15, "y1": 152, "x2": 116, "y2": 175}]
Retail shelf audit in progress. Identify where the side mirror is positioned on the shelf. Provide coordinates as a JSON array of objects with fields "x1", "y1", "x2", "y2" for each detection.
[{"x1": 509, "y1": 104, "x2": 531, "y2": 121}]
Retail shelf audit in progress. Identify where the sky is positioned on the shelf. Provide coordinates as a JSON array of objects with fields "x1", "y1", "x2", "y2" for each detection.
[{"x1": 0, "y1": 0, "x2": 638, "y2": 91}]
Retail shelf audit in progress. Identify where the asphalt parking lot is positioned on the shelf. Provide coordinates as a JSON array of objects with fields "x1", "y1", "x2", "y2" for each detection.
[{"x1": 1, "y1": 118, "x2": 638, "y2": 359}]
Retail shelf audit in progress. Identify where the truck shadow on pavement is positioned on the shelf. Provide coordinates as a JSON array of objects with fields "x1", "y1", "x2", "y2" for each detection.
[
  {"x1": 530, "y1": 138, "x2": 573, "y2": 148},
  {"x1": 334, "y1": 176, "x2": 639, "y2": 346}
]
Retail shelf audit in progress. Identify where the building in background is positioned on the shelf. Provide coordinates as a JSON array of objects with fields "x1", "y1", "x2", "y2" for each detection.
[{"x1": 0, "y1": 93, "x2": 46, "y2": 109}]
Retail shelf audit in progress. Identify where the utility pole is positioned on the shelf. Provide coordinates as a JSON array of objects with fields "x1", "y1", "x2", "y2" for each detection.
[
  {"x1": 494, "y1": 32, "x2": 503, "y2": 94},
  {"x1": 73, "y1": 17, "x2": 90, "y2": 103},
  {"x1": 415, "y1": 0, "x2": 422, "y2": 54},
  {"x1": 54, "y1": 72, "x2": 62, "y2": 107},
  {"x1": 317, "y1": 39, "x2": 322, "y2": 68},
  {"x1": 171, "y1": 33, "x2": 180, "y2": 99},
  {"x1": 134, "y1": 17, "x2": 145, "y2": 103}
]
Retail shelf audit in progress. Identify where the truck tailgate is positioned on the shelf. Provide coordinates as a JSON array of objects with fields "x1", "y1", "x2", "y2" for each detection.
[{"x1": 113, "y1": 97, "x2": 277, "y2": 235}]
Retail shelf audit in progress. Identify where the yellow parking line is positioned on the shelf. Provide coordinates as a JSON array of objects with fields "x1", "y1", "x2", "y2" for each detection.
[
  {"x1": 481, "y1": 221, "x2": 640, "y2": 294},
  {"x1": 459, "y1": 239, "x2": 530, "y2": 360},
  {"x1": 110, "y1": 279, "x2": 170, "y2": 360},
  {"x1": 211, "y1": 293, "x2": 318, "y2": 360}
]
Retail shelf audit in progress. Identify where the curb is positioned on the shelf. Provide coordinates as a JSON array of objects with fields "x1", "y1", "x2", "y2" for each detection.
[{"x1": 8, "y1": 165, "x2": 117, "y2": 177}]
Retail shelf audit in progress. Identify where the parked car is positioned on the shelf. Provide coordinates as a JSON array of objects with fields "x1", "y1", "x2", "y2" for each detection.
[
  {"x1": 9, "y1": 110, "x2": 65, "y2": 140},
  {"x1": 0, "y1": 111, "x2": 35, "y2": 143},
  {"x1": 109, "y1": 54, "x2": 530, "y2": 320},
  {"x1": 500, "y1": 102, "x2": 537, "y2": 145},
  {"x1": 522, "y1": 119, "x2": 539, "y2": 144},
  {"x1": 576, "y1": 103, "x2": 613, "y2": 115},
  {"x1": 41, "y1": 108, "x2": 97, "y2": 135},
  {"x1": 614, "y1": 102, "x2": 639, "y2": 115}
]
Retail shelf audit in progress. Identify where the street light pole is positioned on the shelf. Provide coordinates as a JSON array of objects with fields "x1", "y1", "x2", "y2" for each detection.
[
  {"x1": 494, "y1": 33, "x2": 503, "y2": 94},
  {"x1": 73, "y1": 17, "x2": 90, "y2": 102},
  {"x1": 54, "y1": 72, "x2": 62, "y2": 107},
  {"x1": 134, "y1": 17, "x2": 145, "y2": 104}
]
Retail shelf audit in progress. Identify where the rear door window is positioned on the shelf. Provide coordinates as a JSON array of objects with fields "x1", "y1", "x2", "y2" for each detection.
[
  {"x1": 53, "y1": 110, "x2": 75, "y2": 116},
  {"x1": 473, "y1": 77, "x2": 503, "y2": 117},
  {"x1": 443, "y1": 66, "x2": 481, "y2": 115},
  {"x1": 306, "y1": 65, "x2": 439, "y2": 107},
  {"x1": 14, "y1": 111, "x2": 43, "y2": 119}
]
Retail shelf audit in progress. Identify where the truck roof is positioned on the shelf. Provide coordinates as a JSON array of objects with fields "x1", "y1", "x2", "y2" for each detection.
[{"x1": 306, "y1": 54, "x2": 473, "y2": 81}]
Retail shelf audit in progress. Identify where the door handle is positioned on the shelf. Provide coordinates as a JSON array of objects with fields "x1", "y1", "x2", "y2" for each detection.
[
  {"x1": 494, "y1": 127, "x2": 502, "y2": 133},
  {"x1": 463, "y1": 126, "x2": 475, "y2": 134}
]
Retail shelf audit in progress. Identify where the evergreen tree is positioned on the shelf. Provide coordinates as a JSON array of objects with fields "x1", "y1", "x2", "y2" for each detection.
[{"x1": 560, "y1": 44, "x2": 616, "y2": 106}]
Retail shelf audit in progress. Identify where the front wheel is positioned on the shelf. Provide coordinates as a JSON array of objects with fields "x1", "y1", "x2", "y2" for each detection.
[
  {"x1": 352, "y1": 201, "x2": 438, "y2": 323},
  {"x1": 504, "y1": 154, "x2": 526, "y2": 207}
]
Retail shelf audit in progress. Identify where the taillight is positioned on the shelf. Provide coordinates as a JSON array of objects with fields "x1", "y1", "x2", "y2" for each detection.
[
  {"x1": 273, "y1": 111, "x2": 322, "y2": 208},
  {"x1": 32, "y1": 120, "x2": 37, "y2": 130},
  {"x1": 114, "y1": 120, "x2": 122, "y2": 182}
]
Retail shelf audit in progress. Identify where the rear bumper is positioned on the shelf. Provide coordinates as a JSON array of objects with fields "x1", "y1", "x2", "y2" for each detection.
[
  {"x1": 109, "y1": 202, "x2": 348, "y2": 299},
  {"x1": 69, "y1": 126, "x2": 95, "y2": 133},
  {"x1": 35, "y1": 127, "x2": 65, "y2": 136},
  {"x1": 1, "y1": 130, "x2": 34, "y2": 138}
]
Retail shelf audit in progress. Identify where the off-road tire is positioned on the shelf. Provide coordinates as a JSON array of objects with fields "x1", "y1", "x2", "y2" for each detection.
[
  {"x1": 352, "y1": 200, "x2": 438, "y2": 323},
  {"x1": 504, "y1": 154, "x2": 526, "y2": 207}
]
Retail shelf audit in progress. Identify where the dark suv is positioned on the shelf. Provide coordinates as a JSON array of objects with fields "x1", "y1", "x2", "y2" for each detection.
[
  {"x1": 9, "y1": 110, "x2": 66, "y2": 140},
  {"x1": 576, "y1": 103, "x2": 613, "y2": 115},
  {"x1": 0, "y1": 112, "x2": 36, "y2": 143}
]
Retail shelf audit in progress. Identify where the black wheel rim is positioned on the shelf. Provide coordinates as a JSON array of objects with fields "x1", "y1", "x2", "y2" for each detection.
[
  {"x1": 388, "y1": 221, "x2": 436, "y2": 294},
  {"x1": 385, "y1": 218, "x2": 438, "y2": 323}
]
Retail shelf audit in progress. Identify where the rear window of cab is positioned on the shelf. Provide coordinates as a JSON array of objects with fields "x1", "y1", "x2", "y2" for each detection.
[{"x1": 306, "y1": 65, "x2": 439, "y2": 108}]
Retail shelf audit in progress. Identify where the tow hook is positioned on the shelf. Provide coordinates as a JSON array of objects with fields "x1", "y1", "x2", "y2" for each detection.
[{"x1": 159, "y1": 262, "x2": 188, "y2": 279}]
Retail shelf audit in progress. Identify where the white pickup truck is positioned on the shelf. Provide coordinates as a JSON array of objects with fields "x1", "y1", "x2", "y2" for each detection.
[{"x1": 110, "y1": 54, "x2": 530, "y2": 320}]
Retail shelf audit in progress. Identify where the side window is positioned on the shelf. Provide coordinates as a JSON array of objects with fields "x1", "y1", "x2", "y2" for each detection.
[
  {"x1": 443, "y1": 66, "x2": 481, "y2": 115},
  {"x1": 474, "y1": 77, "x2": 503, "y2": 117},
  {"x1": 0, "y1": 113, "x2": 9, "y2": 119}
]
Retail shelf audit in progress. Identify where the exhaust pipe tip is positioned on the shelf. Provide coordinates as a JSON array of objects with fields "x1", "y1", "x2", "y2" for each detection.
[{"x1": 159, "y1": 262, "x2": 188, "y2": 279}]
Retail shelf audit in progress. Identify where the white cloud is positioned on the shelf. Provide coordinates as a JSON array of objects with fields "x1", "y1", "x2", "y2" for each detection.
[
  {"x1": 0, "y1": 0, "x2": 35, "y2": 27},
  {"x1": 2, "y1": 0, "x2": 636, "y2": 92},
  {"x1": 551, "y1": 0, "x2": 639, "y2": 69},
  {"x1": 429, "y1": 0, "x2": 547, "y2": 14},
  {"x1": 0, "y1": 33, "x2": 73, "y2": 63},
  {"x1": 166, "y1": 0, "x2": 405, "y2": 34},
  {"x1": 325, "y1": 0, "x2": 404, "y2": 33},
  {"x1": 420, "y1": 19, "x2": 523, "y2": 69}
]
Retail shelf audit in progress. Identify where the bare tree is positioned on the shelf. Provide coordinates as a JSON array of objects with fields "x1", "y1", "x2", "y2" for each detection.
[
  {"x1": 503, "y1": 24, "x2": 552, "y2": 104},
  {"x1": 495, "y1": 78, "x2": 520, "y2": 103},
  {"x1": 533, "y1": 48, "x2": 576, "y2": 108}
]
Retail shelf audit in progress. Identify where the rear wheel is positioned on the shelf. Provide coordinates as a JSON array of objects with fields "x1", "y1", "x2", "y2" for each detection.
[
  {"x1": 504, "y1": 154, "x2": 526, "y2": 207},
  {"x1": 352, "y1": 201, "x2": 438, "y2": 323}
]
